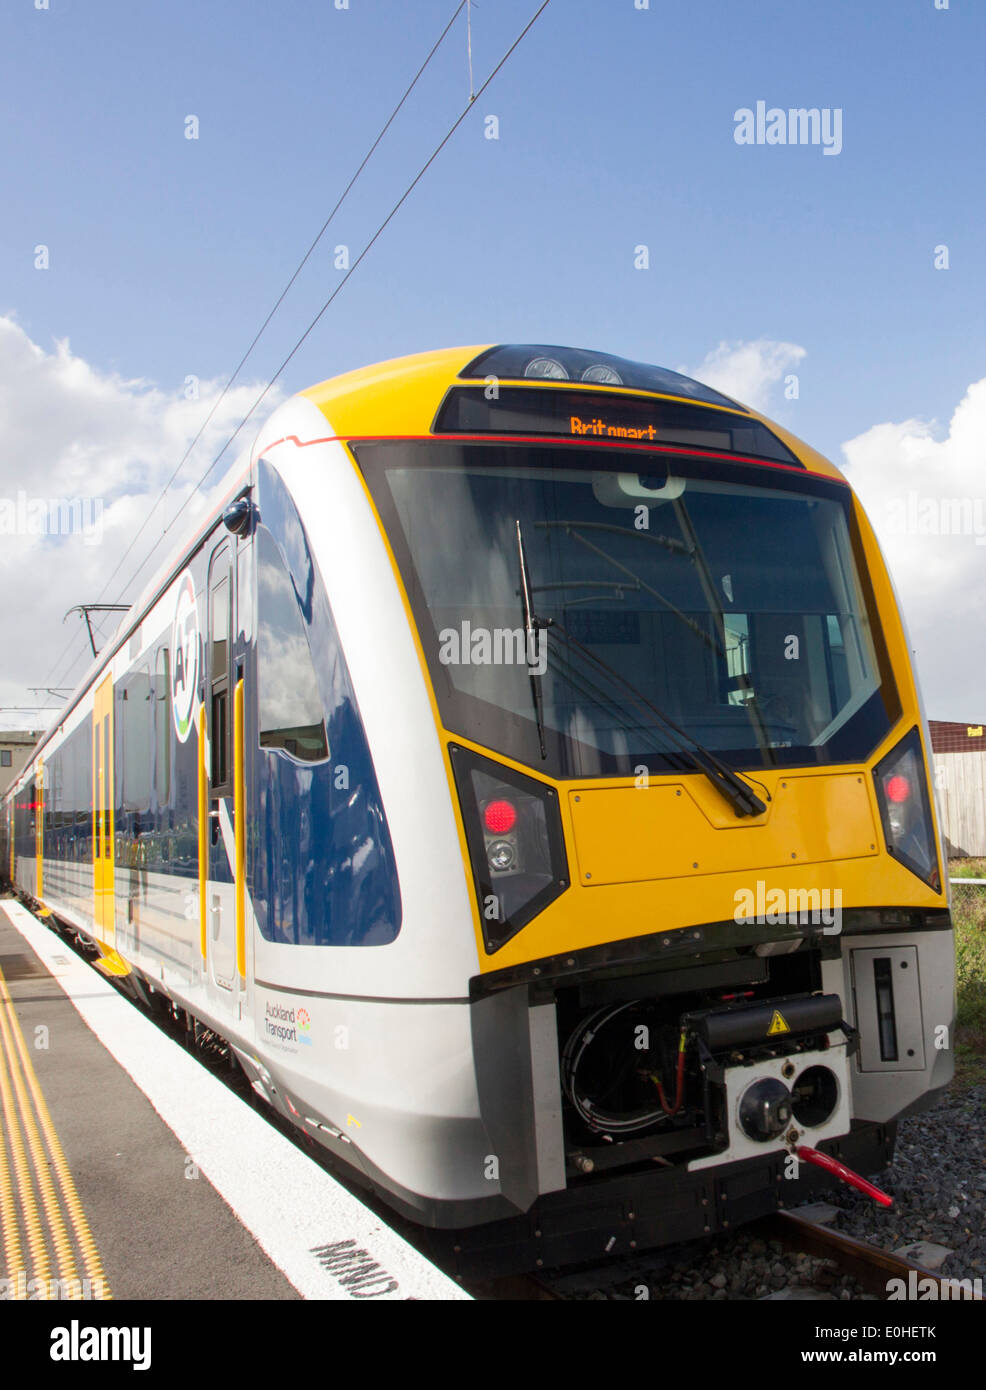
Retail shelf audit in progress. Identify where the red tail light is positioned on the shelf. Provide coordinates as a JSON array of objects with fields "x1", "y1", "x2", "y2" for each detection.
[
  {"x1": 885, "y1": 775, "x2": 910, "y2": 804},
  {"x1": 483, "y1": 799, "x2": 517, "y2": 834},
  {"x1": 873, "y1": 729, "x2": 940, "y2": 891},
  {"x1": 449, "y1": 746, "x2": 569, "y2": 953}
]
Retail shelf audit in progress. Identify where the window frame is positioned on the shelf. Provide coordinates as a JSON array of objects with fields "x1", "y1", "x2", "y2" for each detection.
[
  {"x1": 208, "y1": 543, "x2": 233, "y2": 796},
  {"x1": 354, "y1": 438, "x2": 902, "y2": 778},
  {"x1": 255, "y1": 523, "x2": 329, "y2": 765}
]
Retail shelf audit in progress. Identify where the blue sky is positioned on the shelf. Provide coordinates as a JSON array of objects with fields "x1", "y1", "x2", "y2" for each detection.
[{"x1": 1, "y1": 0, "x2": 985, "y2": 722}]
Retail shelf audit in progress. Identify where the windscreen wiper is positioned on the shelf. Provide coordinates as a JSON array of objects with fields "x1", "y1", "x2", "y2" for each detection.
[
  {"x1": 545, "y1": 643, "x2": 701, "y2": 775},
  {"x1": 515, "y1": 519, "x2": 766, "y2": 811},
  {"x1": 516, "y1": 519, "x2": 548, "y2": 760},
  {"x1": 548, "y1": 619, "x2": 767, "y2": 818}
]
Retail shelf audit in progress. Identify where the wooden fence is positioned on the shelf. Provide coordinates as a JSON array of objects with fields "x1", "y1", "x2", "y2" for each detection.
[{"x1": 933, "y1": 751, "x2": 986, "y2": 859}]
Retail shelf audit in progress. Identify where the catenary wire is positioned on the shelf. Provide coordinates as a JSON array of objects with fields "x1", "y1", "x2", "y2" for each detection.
[
  {"x1": 112, "y1": 0, "x2": 554, "y2": 596},
  {"x1": 40, "y1": 0, "x2": 552, "y2": 709},
  {"x1": 35, "y1": 0, "x2": 479, "y2": 708},
  {"x1": 84, "y1": 0, "x2": 470, "y2": 622}
]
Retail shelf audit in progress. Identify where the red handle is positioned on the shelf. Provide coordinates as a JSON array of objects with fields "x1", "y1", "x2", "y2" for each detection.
[{"x1": 795, "y1": 1144, "x2": 893, "y2": 1207}]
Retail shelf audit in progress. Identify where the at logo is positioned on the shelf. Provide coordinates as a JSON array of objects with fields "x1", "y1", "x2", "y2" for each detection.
[{"x1": 171, "y1": 571, "x2": 201, "y2": 743}]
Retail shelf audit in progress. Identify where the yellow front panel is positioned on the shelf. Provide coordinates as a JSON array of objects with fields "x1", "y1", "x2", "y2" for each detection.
[
  {"x1": 486, "y1": 841, "x2": 943, "y2": 973},
  {"x1": 445, "y1": 722, "x2": 944, "y2": 975},
  {"x1": 569, "y1": 771, "x2": 878, "y2": 888}
]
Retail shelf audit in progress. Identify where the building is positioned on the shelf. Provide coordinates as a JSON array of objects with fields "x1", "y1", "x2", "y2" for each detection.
[
  {"x1": 928, "y1": 720, "x2": 986, "y2": 754},
  {"x1": 0, "y1": 730, "x2": 42, "y2": 798},
  {"x1": 927, "y1": 720, "x2": 986, "y2": 859}
]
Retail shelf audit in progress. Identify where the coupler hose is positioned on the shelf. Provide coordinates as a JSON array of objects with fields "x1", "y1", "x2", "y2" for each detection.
[{"x1": 796, "y1": 1144, "x2": 893, "y2": 1207}]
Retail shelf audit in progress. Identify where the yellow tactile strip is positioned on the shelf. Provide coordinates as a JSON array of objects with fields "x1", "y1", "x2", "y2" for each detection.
[{"x1": 0, "y1": 962, "x2": 111, "y2": 1300}]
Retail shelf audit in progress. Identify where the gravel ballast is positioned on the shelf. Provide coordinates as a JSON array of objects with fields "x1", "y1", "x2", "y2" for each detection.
[
  {"x1": 549, "y1": 1084, "x2": 985, "y2": 1300},
  {"x1": 826, "y1": 1084, "x2": 986, "y2": 1285}
]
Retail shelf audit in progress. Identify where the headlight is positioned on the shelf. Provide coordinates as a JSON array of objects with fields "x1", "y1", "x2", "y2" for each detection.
[
  {"x1": 449, "y1": 746, "x2": 569, "y2": 952},
  {"x1": 487, "y1": 839, "x2": 516, "y2": 872},
  {"x1": 581, "y1": 363, "x2": 623, "y2": 385},
  {"x1": 524, "y1": 356, "x2": 569, "y2": 380},
  {"x1": 873, "y1": 728, "x2": 941, "y2": 891}
]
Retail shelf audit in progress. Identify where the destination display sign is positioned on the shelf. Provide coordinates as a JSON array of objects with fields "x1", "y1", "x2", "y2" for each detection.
[{"x1": 433, "y1": 387, "x2": 799, "y2": 466}]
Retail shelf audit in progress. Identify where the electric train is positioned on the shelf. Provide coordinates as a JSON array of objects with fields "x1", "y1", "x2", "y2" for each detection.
[{"x1": 1, "y1": 344, "x2": 955, "y2": 1271}]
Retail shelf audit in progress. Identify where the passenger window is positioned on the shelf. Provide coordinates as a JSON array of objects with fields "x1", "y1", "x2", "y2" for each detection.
[
  {"x1": 211, "y1": 576, "x2": 229, "y2": 680},
  {"x1": 208, "y1": 545, "x2": 233, "y2": 795},
  {"x1": 256, "y1": 527, "x2": 328, "y2": 762},
  {"x1": 155, "y1": 645, "x2": 171, "y2": 804},
  {"x1": 122, "y1": 665, "x2": 152, "y2": 811}
]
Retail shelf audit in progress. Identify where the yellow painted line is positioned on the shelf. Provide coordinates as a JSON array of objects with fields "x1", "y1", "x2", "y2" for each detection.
[
  {"x1": 0, "y1": 963, "x2": 112, "y2": 1300},
  {"x1": 0, "y1": 970, "x2": 80, "y2": 1297},
  {"x1": 0, "y1": 1024, "x2": 27, "y2": 1299},
  {"x1": 0, "y1": 984, "x2": 51, "y2": 1297},
  {"x1": 234, "y1": 678, "x2": 246, "y2": 979}
]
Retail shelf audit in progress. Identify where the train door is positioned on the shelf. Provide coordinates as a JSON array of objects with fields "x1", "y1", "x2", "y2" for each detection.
[
  {"x1": 35, "y1": 758, "x2": 44, "y2": 900},
  {"x1": 206, "y1": 542, "x2": 237, "y2": 989},
  {"x1": 93, "y1": 674, "x2": 115, "y2": 943}
]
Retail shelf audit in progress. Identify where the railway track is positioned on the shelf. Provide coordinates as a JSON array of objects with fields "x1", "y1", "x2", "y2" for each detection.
[
  {"x1": 466, "y1": 1210, "x2": 985, "y2": 1301},
  {"x1": 757, "y1": 1210, "x2": 983, "y2": 1301}
]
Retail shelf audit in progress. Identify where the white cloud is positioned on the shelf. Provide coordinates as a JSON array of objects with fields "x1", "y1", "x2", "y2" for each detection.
[
  {"x1": 0, "y1": 315, "x2": 283, "y2": 732},
  {"x1": 686, "y1": 338, "x2": 806, "y2": 413},
  {"x1": 841, "y1": 378, "x2": 986, "y2": 722}
]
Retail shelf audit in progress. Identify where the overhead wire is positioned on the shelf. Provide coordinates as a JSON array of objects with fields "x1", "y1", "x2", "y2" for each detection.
[
  {"x1": 41, "y1": 0, "x2": 552, "y2": 709},
  {"x1": 35, "y1": 0, "x2": 502, "y2": 710},
  {"x1": 83, "y1": 0, "x2": 471, "y2": 622},
  {"x1": 37, "y1": 0, "x2": 471, "y2": 704},
  {"x1": 116, "y1": 0, "x2": 554, "y2": 588}
]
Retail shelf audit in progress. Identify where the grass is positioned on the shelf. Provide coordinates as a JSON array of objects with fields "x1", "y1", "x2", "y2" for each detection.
[{"x1": 946, "y1": 859, "x2": 986, "y2": 1088}]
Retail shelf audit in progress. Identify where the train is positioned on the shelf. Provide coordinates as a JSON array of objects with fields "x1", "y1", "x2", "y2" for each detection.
[{"x1": 1, "y1": 343, "x2": 955, "y2": 1272}]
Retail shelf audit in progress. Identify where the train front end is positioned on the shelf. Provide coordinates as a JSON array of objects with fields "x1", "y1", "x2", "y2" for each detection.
[{"x1": 306, "y1": 343, "x2": 954, "y2": 1266}]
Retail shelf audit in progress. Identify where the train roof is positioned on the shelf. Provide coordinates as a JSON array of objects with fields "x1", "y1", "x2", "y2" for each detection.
[{"x1": 301, "y1": 342, "x2": 845, "y2": 484}]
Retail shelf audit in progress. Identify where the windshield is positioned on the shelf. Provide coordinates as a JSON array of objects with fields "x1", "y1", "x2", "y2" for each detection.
[{"x1": 355, "y1": 441, "x2": 900, "y2": 778}]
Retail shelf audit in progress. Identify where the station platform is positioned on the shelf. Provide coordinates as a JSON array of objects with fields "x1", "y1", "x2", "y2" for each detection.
[{"x1": 0, "y1": 898, "x2": 467, "y2": 1302}]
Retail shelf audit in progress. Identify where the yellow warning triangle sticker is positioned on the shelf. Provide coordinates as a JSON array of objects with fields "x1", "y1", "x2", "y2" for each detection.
[{"x1": 767, "y1": 1009, "x2": 790, "y2": 1036}]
